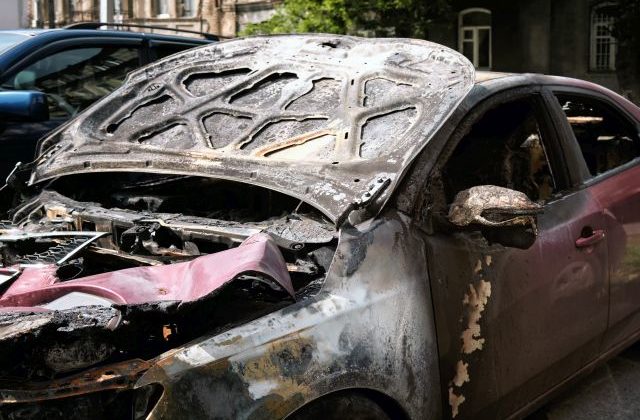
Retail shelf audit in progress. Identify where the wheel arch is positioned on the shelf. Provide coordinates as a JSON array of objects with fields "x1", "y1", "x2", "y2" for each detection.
[{"x1": 283, "y1": 387, "x2": 411, "y2": 420}]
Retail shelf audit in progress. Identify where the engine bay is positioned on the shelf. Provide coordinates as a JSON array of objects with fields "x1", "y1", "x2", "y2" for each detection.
[{"x1": 0, "y1": 173, "x2": 337, "y2": 381}]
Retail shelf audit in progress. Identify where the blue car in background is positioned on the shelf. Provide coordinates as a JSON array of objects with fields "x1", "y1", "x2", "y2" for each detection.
[{"x1": 0, "y1": 24, "x2": 215, "y2": 181}]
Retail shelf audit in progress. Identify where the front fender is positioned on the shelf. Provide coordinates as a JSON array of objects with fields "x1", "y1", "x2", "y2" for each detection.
[{"x1": 137, "y1": 211, "x2": 441, "y2": 419}]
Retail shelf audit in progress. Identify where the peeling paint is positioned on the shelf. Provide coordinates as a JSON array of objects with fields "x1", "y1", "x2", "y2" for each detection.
[
  {"x1": 448, "y1": 386, "x2": 466, "y2": 418},
  {"x1": 448, "y1": 255, "x2": 493, "y2": 418},
  {"x1": 461, "y1": 278, "x2": 492, "y2": 354},
  {"x1": 452, "y1": 360, "x2": 470, "y2": 387},
  {"x1": 473, "y1": 259, "x2": 482, "y2": 274}
]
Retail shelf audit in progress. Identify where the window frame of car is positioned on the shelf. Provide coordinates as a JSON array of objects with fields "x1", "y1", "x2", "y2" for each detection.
[
  {"x1": 147, "y1": 38, "x2": 207, "y2": 61},
  {"x1": 430, "y1": 86, "x2": 572, "y2": 200},
  {"x1": 544, "y1": 84, "x2": 640, "y2": 188},
  {"x1": 0, "y1": 37, "x2": 145, "y2": 89},
  {"x1": 393, "y1": 83, "x2": 581, "y2": 231}
]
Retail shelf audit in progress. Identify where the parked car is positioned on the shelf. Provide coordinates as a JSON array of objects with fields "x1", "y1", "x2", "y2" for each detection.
[
  {"x1": 0, "y1": 34, "x2": 638, "y2": 420},
  {"x1": 0, "y1": 24, "x2": 214, "y2": 181}
]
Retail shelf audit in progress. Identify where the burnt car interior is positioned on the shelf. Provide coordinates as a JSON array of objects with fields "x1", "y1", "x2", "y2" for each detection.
[
  {"x1": 555, "y1": 93, "x2": 640, "y2": 176},
  {"x1": 0, "y1": 172, "x2": 336, "y2": 382},
  {"x1": 442, "y1": 97, "x2": 556, "y2": 204},
  {"x1": 425, "y1": 96, "x2": 557, "y2": 248}
]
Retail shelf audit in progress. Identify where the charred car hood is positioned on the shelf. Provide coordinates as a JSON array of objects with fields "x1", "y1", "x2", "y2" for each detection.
[{"x1": 32, "y1": 34, "x2": 474, "y2": 223}]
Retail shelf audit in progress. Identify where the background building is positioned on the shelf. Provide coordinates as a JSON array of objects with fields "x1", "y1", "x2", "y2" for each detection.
[
  {"x1": 429, "y1": 0, "x2": 629, "y2": 99},
  {"x1": 27, "y1": 0, "x2": 280, "y2": 38},
  {"x1": 0, "y1": 0, "x2": 30, "y2": 29},
  {"x1": 20, "y1": 0, "x2": 635, "y2": 100}
]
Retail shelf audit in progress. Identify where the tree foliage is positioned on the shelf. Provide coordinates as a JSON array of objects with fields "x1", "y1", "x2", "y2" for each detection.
[{"x1": 241, "y1": 0, "x2": 452, "y2": 39}]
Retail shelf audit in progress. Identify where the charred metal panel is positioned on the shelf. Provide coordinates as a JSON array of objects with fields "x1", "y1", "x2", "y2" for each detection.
[
  {"x1": 0, "y1": 233, "x2": 293, "y2": 307},
  {"x1": 128, "y1": 210, "x2": 440, "y2": 419},
  {"x1": 32, "y1": 35, "x2": 474, "y2": 223},
  {"x1": 448, "y1": 185, "x2": 542, "y2": 229}
]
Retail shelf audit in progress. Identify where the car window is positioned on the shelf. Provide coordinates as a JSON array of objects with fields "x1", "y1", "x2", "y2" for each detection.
[
  {"x1": 1, "y1": 46, "x2": 140, "y2": 119},
  {"x1": 442, "y1": 97, "x2": 557, "y2": 203},
  {"x1": 152, "y1": 43, "x2": 197, "y2": 60},
  {"x1": 554, "y1": 93, "x2": 640, "y2": 176}
]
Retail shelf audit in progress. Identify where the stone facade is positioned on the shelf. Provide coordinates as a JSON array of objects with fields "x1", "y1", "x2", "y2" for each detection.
[
  {"x1": 24, "y1": 0, "x2": 634, "y2": 99},
  {"x1": 0, "y1": 0, "x2": 30, "y2": 29},
  {"x1": 431, "y1": 0, "x2": 628, "y2": 99},
  {"x1": 28, "y1": 0, "x2": 280, "y2": 38}
]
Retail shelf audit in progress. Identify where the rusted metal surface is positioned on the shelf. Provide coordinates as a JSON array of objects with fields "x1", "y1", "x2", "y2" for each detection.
[
  {"x1": 0, "y1": 358, "x2": 151, "y2": 419},
  {"x1": 31, "y1": 34, "x2": 474, "y2": 223},
  {"x1": 0, "y1": 210, "x2": 439, "y2": 418},
  {"x1": 0, "y1": 358, "x2": 150, "y2": 403},
  {"x1": 448, "y1": 185, "x2": 542, "y2": 229},
  {"x1": 134, "y1": 211, "x2": 440, "y2": 419}
]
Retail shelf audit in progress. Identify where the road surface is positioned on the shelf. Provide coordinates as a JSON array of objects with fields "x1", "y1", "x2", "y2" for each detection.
[{"x1": 530, "y1": 342, "x2": 640, "y2": 419}]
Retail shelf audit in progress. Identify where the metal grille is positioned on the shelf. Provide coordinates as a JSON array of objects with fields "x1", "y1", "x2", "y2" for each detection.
[
  {"x1": 0, "y1": 232, "x2": 108, "y2": 266},
  {"x1": 15, "y1": 237, "x2": 89, "y2": 265}
]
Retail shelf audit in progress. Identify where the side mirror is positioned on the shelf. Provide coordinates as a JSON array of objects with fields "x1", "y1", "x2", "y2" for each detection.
[
  {"x1": 448, "y1": 185, "x2": 543, "y2": 249},
  {"x1": 0, "y1": 91, "x2": 49, "y2": 122}
]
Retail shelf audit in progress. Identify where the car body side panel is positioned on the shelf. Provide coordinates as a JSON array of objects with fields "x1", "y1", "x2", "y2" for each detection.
[
  {"x1": 591, "y1": 163, "x2": 640, "y2": 351},
  {"x1": 134, "y1": 210, "x2": 440, "y2": 419},
  {"x1": 539, "y1": 83, "x2": 640, "y2": 355},
  {"x1": 426, "y1": 188, "x2": 609, "y2": 419},
  {"x1": 0, "y1": 118, "x2": 65, "y2": 178}
]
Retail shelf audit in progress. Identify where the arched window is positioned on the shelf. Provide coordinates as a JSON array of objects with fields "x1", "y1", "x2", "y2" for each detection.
[
  {"x1": 590, "y1": 3, "x2": 617, "y2": 71},
  {"x1": 458, "y1": 8, "x2": 492, "y2": 70}
]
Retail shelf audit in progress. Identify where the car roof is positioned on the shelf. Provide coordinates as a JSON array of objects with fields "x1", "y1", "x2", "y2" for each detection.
[
  {"x1": 0, "y1": 27, "x2": 212, "y2": 54},
  {"x1": 476, "y1": 70, "x2": 619, "y2": 93},
  {"x1": 473, "y1": 71, "x2": 640, "y2": 119},
  {"x1": 0, "y1": 29, "x2": 51, "y2": 36},
  {"x1": 0, "y1": 27, "x2": 212, "y2": 74},
  {"x1": 17, "y1": 28, "x2": 210, "y2": 42}
]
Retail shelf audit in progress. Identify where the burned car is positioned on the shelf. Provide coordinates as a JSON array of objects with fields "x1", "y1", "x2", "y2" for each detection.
[{"x1": 0, "y1": 34, "x2": 639, "y2": 419}]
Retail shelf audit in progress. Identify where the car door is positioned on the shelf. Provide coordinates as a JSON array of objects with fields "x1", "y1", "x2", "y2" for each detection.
[
  {"x1": 551, "y1": 88, "x2": 640, "y2": 353},
  {"x1": 421, "y1": 88, "x2": 609, "y2": 419},
  {"x1": 0, "y1": 39, "x2": 142, "y2": 180}
]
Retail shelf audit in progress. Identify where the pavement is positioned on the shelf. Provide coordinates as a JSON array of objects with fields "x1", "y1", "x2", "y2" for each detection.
[{"x1": 529, "y1": 342, "x2": 640, "y2": 419}]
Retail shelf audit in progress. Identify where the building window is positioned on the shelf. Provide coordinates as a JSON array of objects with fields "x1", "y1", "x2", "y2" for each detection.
[
  {"x1": 590, "y1": 3, "x2": 617, "y2": 71},
  {"x1": 65, "y1": 0, "x2": 75, "y2": 23},
  {"x1": 179, "y1": 0, "x2": 196, "y2": 17},
  {"x1": 458, "y1": 8, "x2": 492, "y2": 70},
  {"x1": 153, "y1": 0, "x2": 170, "y2": 18}
]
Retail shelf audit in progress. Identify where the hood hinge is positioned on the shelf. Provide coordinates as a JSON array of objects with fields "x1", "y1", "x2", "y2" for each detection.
[{"x1": 355, "y1": 177, "x2": 391, "y2": 207}]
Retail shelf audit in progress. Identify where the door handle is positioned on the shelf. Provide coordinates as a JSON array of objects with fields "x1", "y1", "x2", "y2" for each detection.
[{"x1": 575, "y1": 228, "x2": 605, "y2": 248}]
